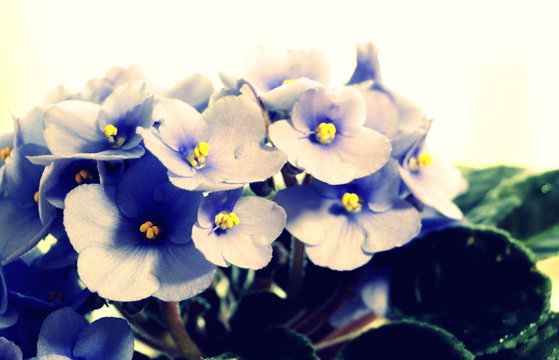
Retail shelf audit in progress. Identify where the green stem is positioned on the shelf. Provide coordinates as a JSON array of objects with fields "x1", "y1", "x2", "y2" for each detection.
[
  {"x1": 160, "y1": 301, "x2": 203, "y2": 359},
  {"x1": 286, "y1": 236, "x2": 306, "y2": 313},
  {"x1": 315, "y1": 311, "x2": 379, "y2": 350}
]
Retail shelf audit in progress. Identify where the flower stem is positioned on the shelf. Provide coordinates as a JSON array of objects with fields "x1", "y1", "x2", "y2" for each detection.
[
  {"x1": 160, "y1": 301, "x2": 203, "y2": 359},
  {"x1": 315, "y1": 311, "x2": 381, "y2": 350},
  {"x1": 286, "y1": 236, "x2": 306, "y2": 313}
]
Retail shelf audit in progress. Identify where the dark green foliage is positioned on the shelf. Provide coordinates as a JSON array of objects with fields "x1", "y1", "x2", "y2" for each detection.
[
  {"x1": 385, "y1": 226, "x2": 551, "y2": 355},
  {"x1": 337, "y1": 321, "x2": 474, "y2": 360},
  {"x1": 456, "y1": 166, "x2": 525, "y2": 213},
  {"x1": 229, "y1": 327, "x2": 319, "y2": 360},
  {"x1": 230, "y1": 292, "x2": 288, "y2": 331},
  {"x1": 466, "y1": 169, "x2": 559, "y2": 259},
  {"x1": 477, "y1": 313, "x2": 559, "y2": 360}
]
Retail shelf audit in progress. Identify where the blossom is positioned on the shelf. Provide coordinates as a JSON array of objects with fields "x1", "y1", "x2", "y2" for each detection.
[
  {"x1": 138, "y1": 95, "x2": 286, "y2": 192},
  {"x1": 33, "y1": 308, "x2": 133, "y2": 360},
  {"x1": 221, "y1": 47, "x2": 330, "y2": 111},
  {"x1": 192, "y1": 189, "x2": 286, "y2": 269},
  {"x1": 0, "y1": 143, "x2": 55, "y2": 265},
  {"x1": 399, "y1": 135, "x2": 467, "y2": 219},
  {"x1": 274, "y1": 161, "x2": 421, "y2": 270},
  {"x1": 30, "y1": 81, "x2": 154, "y2": 164},
  {"x1": 269, "y1": 86, "x2": 392, "y2": 185},
  {"x1": 63, "y1": 154, "x2": 216, "y2": 301},
  {"x1": 347, "y1": 42, "x2": 382, "y2": 85}
]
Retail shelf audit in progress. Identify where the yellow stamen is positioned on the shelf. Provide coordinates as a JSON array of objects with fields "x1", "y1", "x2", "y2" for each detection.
[
  {"x1": 74, "y1": 169, "x2": 91, "y2": 184},
  {"x1": 34, "y1": 191, "x2": 40, "y2": 203},
  {"x1": 214, "y1": 211, "x2": 240, "y2": 230},
  {"x1": 139, "y1": 221, "x2": 160, "y2": 240},
  {"x1": 103, "y1": 124, "x2": 126, "y2": 148},
  {"x1": 342, "y1": 192, "x2": 362, "y2": 213},
  {"x1": 315, "y1": 122, "x2": 336, "y2": 144},
  {"x1": 409, "y1": 153, "x2": 433, "y2": 171},
  {"x1": 282, "y1": 79, "x2": 296, "y2": 86},
  {"x1": 187, "y1": 142, "x2": 210, "y2": 169},
  {"x1": 0, "y1": 147, "x2": 11, "y2": 161}
]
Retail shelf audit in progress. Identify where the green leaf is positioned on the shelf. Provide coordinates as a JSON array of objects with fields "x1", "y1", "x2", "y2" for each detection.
[
  {"x1": 466, "y1": 169, "x2": 559, "y2": 259},
  {"x1": 477, "y1": 312, "x2": 559, "y2": 360},
  {"x1": 229, "y1": 327, "x2": 319, "y2": 360},
  {"x1": 455, "y1": 166, "x2": 525, "y2": 213},
  {"x1": 385, "y1": 226, "x2": 551, "y2": 355},
  {"x1": 337, "y1": 321, "x2": 474, "y2": 360},
  {"x1": 203, "y1": 353, "x2": 242, "y2": 360}
]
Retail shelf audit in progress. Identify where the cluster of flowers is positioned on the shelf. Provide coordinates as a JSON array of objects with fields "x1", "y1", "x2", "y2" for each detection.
[{"x1": 0, "y1": 43, "x2": 466, "y2": 358}]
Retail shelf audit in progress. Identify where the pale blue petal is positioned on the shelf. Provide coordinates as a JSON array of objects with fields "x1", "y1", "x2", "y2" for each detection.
[
  {"x1": 63, "y1": 185, "x2": 132, "y2": 252},
  {"x1": 152, "y1": 243, "x2": 215, "y2": 301},
  {"x1": 73, "y1": 317, "x2": 134, "y2": 360},
  {"x1": 358, "y1": 201, "x2": 421, "y2": 253},
  {"x1": 152, "y1": 98, "x2": 208, "y2": 152},
  {"x1": 274, "y1": 185, "x2": 335, "y2": 246},
  {"x1": 192, "y1": 196, "x2": 285, "y2": 269},
  {"x1": 260, "y1": 78, "x2": 322, "y2": 111},
  {"x1": 136, "y1": 127, "x2": 195, "y2": 178},
  {"x1": 290, "y1": 87, "x2": 366, "y2": 135},
  {"x1": 305, "y1": 216, "x2": 371, "y2": 271},
  {"x1": 363, "y1": 89, "x2": 399, "y2": 139},
  {"x1": 0, "y1": 337, "x2": 22, "y2": 360},
  {"x1": 27, "y1": 146, "x2": 144, "y2": 164},
  {"x1": 36, "y1": 308, "x2": 87, "y2": 358},
  {"x1": 99, "y1": 81, "x2": 154, "y2": 133},
  {"x1": 43, "y1": 101, "x2": 106, "y2": 155},
  {"x1": 77, "y1": 245, "x2": 159, "y2": 302},
  {"x1": 163, "y1": 74, "x2": 214, "y2": 112}
]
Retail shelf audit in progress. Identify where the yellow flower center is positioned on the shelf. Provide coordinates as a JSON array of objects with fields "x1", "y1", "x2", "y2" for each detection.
[
  {"x1": 409, "y1": 153, "x2": 433, "y2": 171},
  {"x1": 186, "y1": 142, "x2": 210, "y2": 169},
  {"x1": 315, "y1": 122, "x2": 336, "y2": 144},
  {"x1": 74, "y1": 169, "x2": 92, "y2": 184},
  {"x1": 34, "y1": 191, "x2": 40, "y2": 203},
  {"x1": 214, "y1": 211, "x2": 240, "y2": 230},
  {"x1": 103, "y1": 124, "x2": 126, "y2": 148},
  {"x1": 0, "y1": 147, "x2": 11, "y2": 161},
  {"x1": 139, "y1": 221, "x2": 160, "y2": 240},
  {"x1": 282, "y1": 79, "x2": 296, "y2": 86},
  {"x1": 341, "y1": 192, "x2": 362, "y2": 213}
]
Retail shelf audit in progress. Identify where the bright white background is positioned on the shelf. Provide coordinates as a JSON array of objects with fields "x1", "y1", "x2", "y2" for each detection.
[{"x1": 1, "y1": 0, "x2": 558, "y2": 170}]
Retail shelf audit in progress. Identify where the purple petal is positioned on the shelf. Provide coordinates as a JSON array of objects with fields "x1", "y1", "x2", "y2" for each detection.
[
  {"x1": 259, "y1": 78, "x2": 323, "y2": 111},
  {"x1": 72, "y1": 317, "x2": 134, "y2": 360},
  {"x1": 36, "y1": 308, "x2": 87, "y2": 358},
  {"x1": 363, "y1": 89, "x2": 399, "y2": 138}
]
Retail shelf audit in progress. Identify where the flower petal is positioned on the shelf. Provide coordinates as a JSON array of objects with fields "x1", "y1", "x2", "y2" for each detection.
[
  {"x1": 358, "y1": 201, "x2": 422, "y2": 253},
  {"x1": 77, "y1": 246, "x2": 159, "y2": 302},
  {"x1": 36, "y1": 308, "x2": 87, "y2": 358},
  {"x1": 72, "y1": 317, "x2": 134, "y2": 360},
  {"x1": 152, "y1": 243, "x2": 216, "y2": 302},
  {"x1": 163, "y1": 74, "x2": 214, "y2": 112}
]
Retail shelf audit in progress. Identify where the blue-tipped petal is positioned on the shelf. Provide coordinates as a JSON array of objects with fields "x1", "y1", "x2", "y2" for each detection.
[
  {"x1": 348, "y1": 42, "x2": 382, "y2": 85},
  {"x1": 72, "y1": 317, "x2": 134, "y2": 360},
  {"x1": 0, "y1": 337, "x2": 22, "y2": 360},
  {"x1": 152, "y1": 243, "x2": 216, "y2": 301},
  {"x1": 259, "y1": 78, "x2": 322, "y2": 111},
  {"x1": 36, "y1": 308, "x2": 87, "y2": 358}
]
